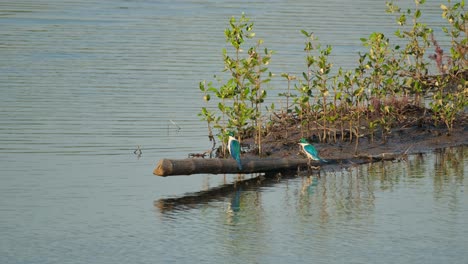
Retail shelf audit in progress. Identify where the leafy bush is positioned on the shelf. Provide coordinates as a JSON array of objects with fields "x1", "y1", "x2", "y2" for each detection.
[{"x1": 199, "y1": 1, "x2": 466, "y2": 156}]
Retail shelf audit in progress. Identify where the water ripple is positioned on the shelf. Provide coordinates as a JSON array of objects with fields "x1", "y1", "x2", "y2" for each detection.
[{"x1": 1, "y1": 1, "x2": 466, "y2": 264}]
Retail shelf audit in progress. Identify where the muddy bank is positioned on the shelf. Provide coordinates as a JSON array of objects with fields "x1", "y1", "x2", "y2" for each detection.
[{"x1": 242, "y1": 114, "x2": 468, "y2": 165}]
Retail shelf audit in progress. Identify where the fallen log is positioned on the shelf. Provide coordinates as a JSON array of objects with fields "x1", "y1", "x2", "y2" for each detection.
[
  {"x1": 154, "y1": 157, "x2": 315, "y2": 176},
  {"x1": 153, "y1": 149, "x2": 411, "y2": 176}
]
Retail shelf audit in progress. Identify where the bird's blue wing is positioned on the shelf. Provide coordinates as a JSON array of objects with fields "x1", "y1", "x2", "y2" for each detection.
[
  {"x1": 230, "y1": 139, "x2": 242, "y2": 170},
  {"x1": 230, "y1": 140, "x2": 241, "y2": 159},
  {"x1": 304, "y1": 144, "x2": 318, "y2": 157}
]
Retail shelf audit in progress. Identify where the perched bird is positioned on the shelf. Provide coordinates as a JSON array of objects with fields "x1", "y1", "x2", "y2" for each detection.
[
  {"x1": 298, "y1": 138, "x2": 327, "y2": 162},
  {"x1": 228, "y1": 132, "x2": 242, "y2": 170}
]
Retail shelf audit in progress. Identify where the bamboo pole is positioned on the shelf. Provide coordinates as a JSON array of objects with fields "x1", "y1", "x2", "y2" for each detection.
[{"x1": 154, "y1": 157, "x2": 313, "y2": 176}]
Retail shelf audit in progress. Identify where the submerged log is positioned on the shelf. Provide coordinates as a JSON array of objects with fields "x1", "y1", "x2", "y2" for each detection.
[{"x1": 154, "y1": 157, "x2": 313, "y2": 176}]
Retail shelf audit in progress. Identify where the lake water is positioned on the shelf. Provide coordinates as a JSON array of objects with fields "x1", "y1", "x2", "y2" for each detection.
[{"x1": 1, "y1": 1, "x2": 467, "y2": 263}]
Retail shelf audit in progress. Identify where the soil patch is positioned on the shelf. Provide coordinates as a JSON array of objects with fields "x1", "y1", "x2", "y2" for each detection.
[{"x1": 242, "y1": 111, "x2": 468, "y2": 163}]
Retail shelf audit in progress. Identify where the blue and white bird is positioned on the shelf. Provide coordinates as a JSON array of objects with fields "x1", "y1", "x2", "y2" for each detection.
[
  {"x1": 298, "y1": 138, "x2": 327, "y2": 163},
  {"x1": 228, "y1": 132, "x2": 242, "y2": 170}
]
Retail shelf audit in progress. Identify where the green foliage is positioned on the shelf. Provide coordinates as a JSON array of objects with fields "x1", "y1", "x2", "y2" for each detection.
[
  {"x1": 294, "y1": 30, "x2": 316, "y2": 138},
  {"x1": 440, "y1": 0, "x2": 467, "y2": 73},
  {"x1": 386, "y1": 0, "x2": 433, "y2": 103},
  {"x1": 199, "y1": 4, "x2": 466, "y2": 157},
  {"x1": 198, "y1": 13, "x2": 272, "y2": 155},
  {"x1": 430, "y1": 78, "x2": 468, "y2": 132},
  {"x1": 430, "y1": 0, "x2": 467, "y2": 133},
  {"x1": 279, "y1": 73, "x2": 297, "y2": 114},
  {"x1": 358, "y1": 32, "x2": 403, "y2": 141},
  {"x1": 292, "y1": 31, "x2": 336, "y2": 140}
]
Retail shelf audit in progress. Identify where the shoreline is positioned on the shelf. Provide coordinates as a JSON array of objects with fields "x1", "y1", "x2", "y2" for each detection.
[{"x1": 242, "y1": 120, "x2": 467, "y2": 166}]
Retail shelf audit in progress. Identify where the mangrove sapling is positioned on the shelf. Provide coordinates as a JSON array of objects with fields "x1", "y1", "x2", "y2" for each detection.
[
  {"x1": 294, "y1": 30, "x2": 318, "y2": 138},
  {"x1": 199, "y1": 14, "x2": 275, "y2": 156},
  {"x1": 223, "y1": 14, "x2": 274, "y2": 153},
  {"x1": 360, "y1": 32, "x2": 402, "y2": 141},
  {"x1": 245, "y1": 40, "x2": 273, "y2": 155},
  {"x1": 279, "y1": 73, "x2": 297, "y2": 115},
  {"x1": 222, "y1": 14, "x2": 256, "y2": 141},
  {"x1": 279, "y1": 73, "x2": 297, "y2": 138},
  {"x1": 361, "y1": 33, "x2": 388, "y2": 99},
  {"x1": 368, "y1": 120, "x2": 379, "y2": 143},
  {"x1": 339, "y1": 70, "x2": 355, "y2": 142},
  {"x1": 386, "y1": 0, "x2": 433, "y2": 106},
  {"x1": 350, "y1": 53, "x2": 369, "y2": 152},
  {"x1": 312, "y1": 45, "x2": 333, "y2": 142},
  {"x1": 329, "y1": 69, "x2": 345, "y2": 143},
  {"x1": 359, "y1": 36, "x2": 381, "y2": 141},
  {"x1": 295, "y1": 30, "x2": 336, "y2": 142},
  {"x1": 440, "y1": 0, "x2": 467, "y2": 74},
  {"x1": 430, "y1": 78, "x2": 467, "y2": 133},
  {"x1": 294, "y1": 91, "x2": 309, "y2": 139},
  {"x1": 427, "y1": 0, "x2": 467, "y2": 134}
]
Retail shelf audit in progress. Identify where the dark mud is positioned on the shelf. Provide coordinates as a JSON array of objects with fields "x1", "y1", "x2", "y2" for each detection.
[{"x1": 244, "y1": 113, "x2": 468, "y2": 163}]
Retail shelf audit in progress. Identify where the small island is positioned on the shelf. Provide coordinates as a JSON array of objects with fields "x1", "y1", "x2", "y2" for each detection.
[{"x1": 155, "y1": 2, "x2": 467, "y2": 176}]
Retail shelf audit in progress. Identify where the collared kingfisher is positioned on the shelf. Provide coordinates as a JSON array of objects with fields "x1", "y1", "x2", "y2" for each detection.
[
  {"x1": 298, "y1": 138, "x2": 327, "y2": 162},
  {"x1": 228, "y1": 132, "x2": 242, "y2": 170}
]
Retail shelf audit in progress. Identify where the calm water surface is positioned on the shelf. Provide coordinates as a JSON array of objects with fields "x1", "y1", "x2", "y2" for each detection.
[{"x1": 1, "y1": 1, "x2": 467, "y2": 263}]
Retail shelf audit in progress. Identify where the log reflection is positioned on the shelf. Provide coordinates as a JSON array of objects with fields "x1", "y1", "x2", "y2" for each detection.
[
  {"x1": 154, "y1": 146, "x2": 466, "y2": 216},
  {"x1": 154, "y1": 170, "x2": 298, "y2": 213}
]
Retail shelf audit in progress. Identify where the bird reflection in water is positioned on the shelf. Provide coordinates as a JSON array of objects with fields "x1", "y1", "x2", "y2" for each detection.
[
  {"x1": 226, "y1": 188, "x2": 242, "y2": 214},
  {"x1": 301, "y1": 176, "x2": 319, "y2": 196}
]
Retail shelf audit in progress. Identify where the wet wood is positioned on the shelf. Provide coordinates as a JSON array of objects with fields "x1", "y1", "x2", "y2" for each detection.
[
  {"x1": 153, "y1": 149, "x2": 410, "y2": 176},
  {"x1": 154, "y1": 157, "x2": 313, "y2": 176}
]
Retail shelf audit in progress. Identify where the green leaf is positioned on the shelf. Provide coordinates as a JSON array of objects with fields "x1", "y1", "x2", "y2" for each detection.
[
  {"x1": 394, "y1": 29, "x2": 403, "y2": 38},
  {"x1": 300, "y1": 30, "x2": 309, "y2": 37},
  {"x1": 294, "y1": 106, "x2": 300, "y2": 114},
  {"x1": 218, "y1": 102, "x2": 225, "y2": 112},
  {"x1": 398, "y1": 14, "x2": 407, "y2": 25},
  {"x1": 199, "y1": 81, "x2": 205, "y2": 91},
  {"x1": 208, "y1": 87, "x2": 218, "y2": 93},
  {"x1": 415, "y1": 9, "x2": 421, "y2": 19}
]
